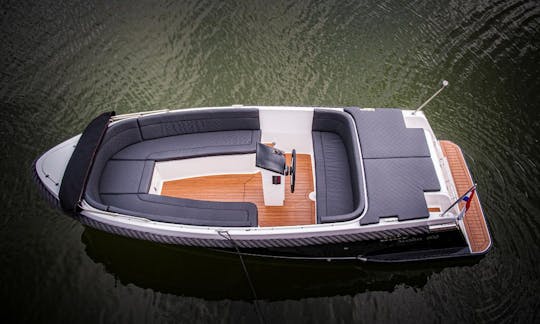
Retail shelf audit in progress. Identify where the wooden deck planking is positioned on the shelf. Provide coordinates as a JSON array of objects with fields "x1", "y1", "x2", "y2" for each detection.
[
  {"x1": 161, "y1": 154, "x2": 315, "y2": 227},
  {"x1": 440, "y1": 141, "x2": 490, "y2": 253}
]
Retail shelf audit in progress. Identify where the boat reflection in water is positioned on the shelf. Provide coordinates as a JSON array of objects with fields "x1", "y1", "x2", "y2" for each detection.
[{"x1": 81, "y1": 227, "x2": 479, "y2": 301}]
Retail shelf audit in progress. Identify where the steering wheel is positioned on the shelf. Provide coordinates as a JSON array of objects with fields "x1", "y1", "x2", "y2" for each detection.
[{"x1": 290, "y1": 149, "x2": 296, "y2": 193}]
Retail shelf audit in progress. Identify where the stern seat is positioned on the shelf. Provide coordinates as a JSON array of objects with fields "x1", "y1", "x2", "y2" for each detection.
[{"x1": 312, "y1": 109, "x2": 366, "y2": 223}]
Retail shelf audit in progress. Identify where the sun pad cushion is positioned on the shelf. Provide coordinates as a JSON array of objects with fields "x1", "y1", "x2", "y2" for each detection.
[
  {"x1": 360, "y1": 157, "x2": 441, "y2": 224},
  {"x1": 345, "y1": 108, "x2": 430, "y2": 159}
]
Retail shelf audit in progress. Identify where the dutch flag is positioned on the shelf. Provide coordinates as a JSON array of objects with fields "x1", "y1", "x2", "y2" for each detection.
[
  {"x1": 441, "y1": 184, "x2": 477, "y2": 220},
  {"x1": 462, "y1": 185, "x2": 476, "y2": 212}
]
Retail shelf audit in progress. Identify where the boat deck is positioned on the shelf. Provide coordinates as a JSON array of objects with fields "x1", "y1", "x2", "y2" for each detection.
[
  {"x1": 161, "y1": 154, "x2": 316, "y2": 227},
  {"x1": 441, "y1": 141, "x2": 491, "y2": 253}
]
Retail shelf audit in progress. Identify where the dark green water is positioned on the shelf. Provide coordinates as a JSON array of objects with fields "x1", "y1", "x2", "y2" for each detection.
[{"x1": 1, "y1": 0, "x2": 539, "y2": 322}]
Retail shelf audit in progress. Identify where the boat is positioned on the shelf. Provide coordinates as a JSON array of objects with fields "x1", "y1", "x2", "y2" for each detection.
[{"x1": 33, "y1": 102, "x2": 492, "y2": 263}]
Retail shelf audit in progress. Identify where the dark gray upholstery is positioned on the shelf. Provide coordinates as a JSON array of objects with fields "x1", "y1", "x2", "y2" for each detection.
[
  {"x1": 85, "y1": 118, "x2": 142, "y2": 208},
  {"x1": 113, "y1": 130, "x2": 260, "y2": 161},
  {"x1": 312, "y1": 132, "x2": 354, "y2": 218},
  {"x1": 360, "y1": 158, "x2": 441, "y2": 224},
  {"x1": 312, "y1": 109, "x2": 365, "y2": 223},
  {"x1": 101, "y1": 194, "x2": 258, "y2": 227},
  {"x1": 343, "y1": 107, "x2": 441, "y2": 225},
  {"x1": 138, "y1": 108, "x2": 260, "y2": 140},
  {"x1": 83, "y1": 109, "x2": 260, "y2": 227},
  {"x1": 99, "y1": 160, "x2": 154, "y2": 194},
  {"x1": 344, "y1": 108, "x2": 430, "y2": 159}
]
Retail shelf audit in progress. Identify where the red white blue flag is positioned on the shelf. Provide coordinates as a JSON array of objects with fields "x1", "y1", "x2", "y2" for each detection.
[
  {"x1": 462, "y1": 186, "x2": 476, "y2": 212},
  {"x1": 442, "y1": 184, "x2": 477, "y2": 220}
]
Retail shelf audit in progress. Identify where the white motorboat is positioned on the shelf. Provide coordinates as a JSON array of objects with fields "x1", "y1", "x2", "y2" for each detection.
[{"x1": 33, "y1": 103, "x2": 492, "y2": 262}]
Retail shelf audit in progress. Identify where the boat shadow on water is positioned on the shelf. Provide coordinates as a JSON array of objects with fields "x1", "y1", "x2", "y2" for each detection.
[{"x1": 81, "y1": 227, "x2": 480, "y2": 301}]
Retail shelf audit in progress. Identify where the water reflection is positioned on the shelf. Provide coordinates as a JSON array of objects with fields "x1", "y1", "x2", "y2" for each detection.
[{"x1": 82, "y1": 227, "x2": 479, "y2": 300}]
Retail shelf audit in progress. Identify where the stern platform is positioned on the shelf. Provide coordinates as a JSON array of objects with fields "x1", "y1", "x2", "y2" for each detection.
[{"x1": 441, "y1": 141, "x2": 491, "y2": 253}]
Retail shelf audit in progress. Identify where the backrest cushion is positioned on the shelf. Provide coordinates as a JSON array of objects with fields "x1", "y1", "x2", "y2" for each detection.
[
  {"x1": 138, "y1": 108, "x2": 260, "y2": 140},
  {"x1": 84, "y1": 118, "x2": 142, "y2": 206}
]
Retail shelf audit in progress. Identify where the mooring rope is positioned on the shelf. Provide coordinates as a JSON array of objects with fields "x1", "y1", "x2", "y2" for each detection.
[{"x1": 217, "y1": 231, "x2": 266, "y2": 324}]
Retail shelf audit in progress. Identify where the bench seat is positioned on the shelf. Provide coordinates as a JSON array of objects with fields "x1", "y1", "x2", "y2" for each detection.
[
  {"x1": 101, "y1": 194, "x2": 258, "y2": 227},
  {"x1": 312, "y1": 109, "x2": 365, "y2": 223},
  {"x1": 84, "y1": 108, "x2": 260, "y2": 227}
]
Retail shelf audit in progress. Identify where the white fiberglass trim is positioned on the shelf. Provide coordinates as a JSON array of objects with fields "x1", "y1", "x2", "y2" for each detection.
[
  {"x1": 402, "y1": 110, "x2": 435, "y2": 134},
  {"x1": 259, "y1": 107, "x2": 314, "y2": 154},
  {"x1": 150, "y1": 154, "x2": 258, "y2": 194},
  {"x1": 422, "y1": 129, "x2": 458, "y2": 220},
  {"x1": 35, "y1": 134, "x2": 81, "y2": 199},
  {"x1": 260, "y1": 168, "x2": 285, "y2": 205},
  {"x1": 344, "y1": 107, "x2": 370, "y2": 223},
  {"x1": 310, "y1": 153, "x2": 317, "y2": 223},
  {"x1": 424, "y1": 128, "x2": 447, "y2": 195}
]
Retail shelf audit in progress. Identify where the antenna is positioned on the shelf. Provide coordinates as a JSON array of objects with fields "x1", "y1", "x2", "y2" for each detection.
[{"x1": 413, "y1": 80, "x2": 449, "y2": 115}]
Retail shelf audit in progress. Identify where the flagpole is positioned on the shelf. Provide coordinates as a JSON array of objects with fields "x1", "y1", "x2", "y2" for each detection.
[
  {"x1": 413, "y1": 80, "x2": 449, "y2": 115},
  {"x1": 440, "y1": 184, "x2": 477, "y2": 218}
]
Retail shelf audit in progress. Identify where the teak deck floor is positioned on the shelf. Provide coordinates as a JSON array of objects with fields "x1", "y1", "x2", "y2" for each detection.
[
  {"x1": 441, "y1": 141, "x2": 491, "y2": 253},
  {"x1": 161, "y1": 154, "x2": 315, "y2": 227}
]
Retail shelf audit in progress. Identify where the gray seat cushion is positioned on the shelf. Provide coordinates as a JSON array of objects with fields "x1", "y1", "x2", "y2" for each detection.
[
  {"x1": 312, "y1": 109, "x2": 365, "y2": 223},
  {"x1": 360, "y1": 157, "x2": 441, "y2": 225},
  {"x1": 99, "y1": 160, "x2": 154, "y2": 194},
  {"x1": 345, "y1": 108, "x2": 430, "y2": 159},
  {"x1": 101, "y1": 194, "x2": 258, "y2": 227},
  {"x1": 312, "y1": 131, "x2": 354, "y2": 219},
  {"x1": 113, "y1": 130, "x2": 260, "y2": 161}
]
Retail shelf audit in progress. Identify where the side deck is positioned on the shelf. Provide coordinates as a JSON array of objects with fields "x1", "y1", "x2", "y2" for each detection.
[{"x1": 440, "y1": 141, "x2": 491, "y2": 253}]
